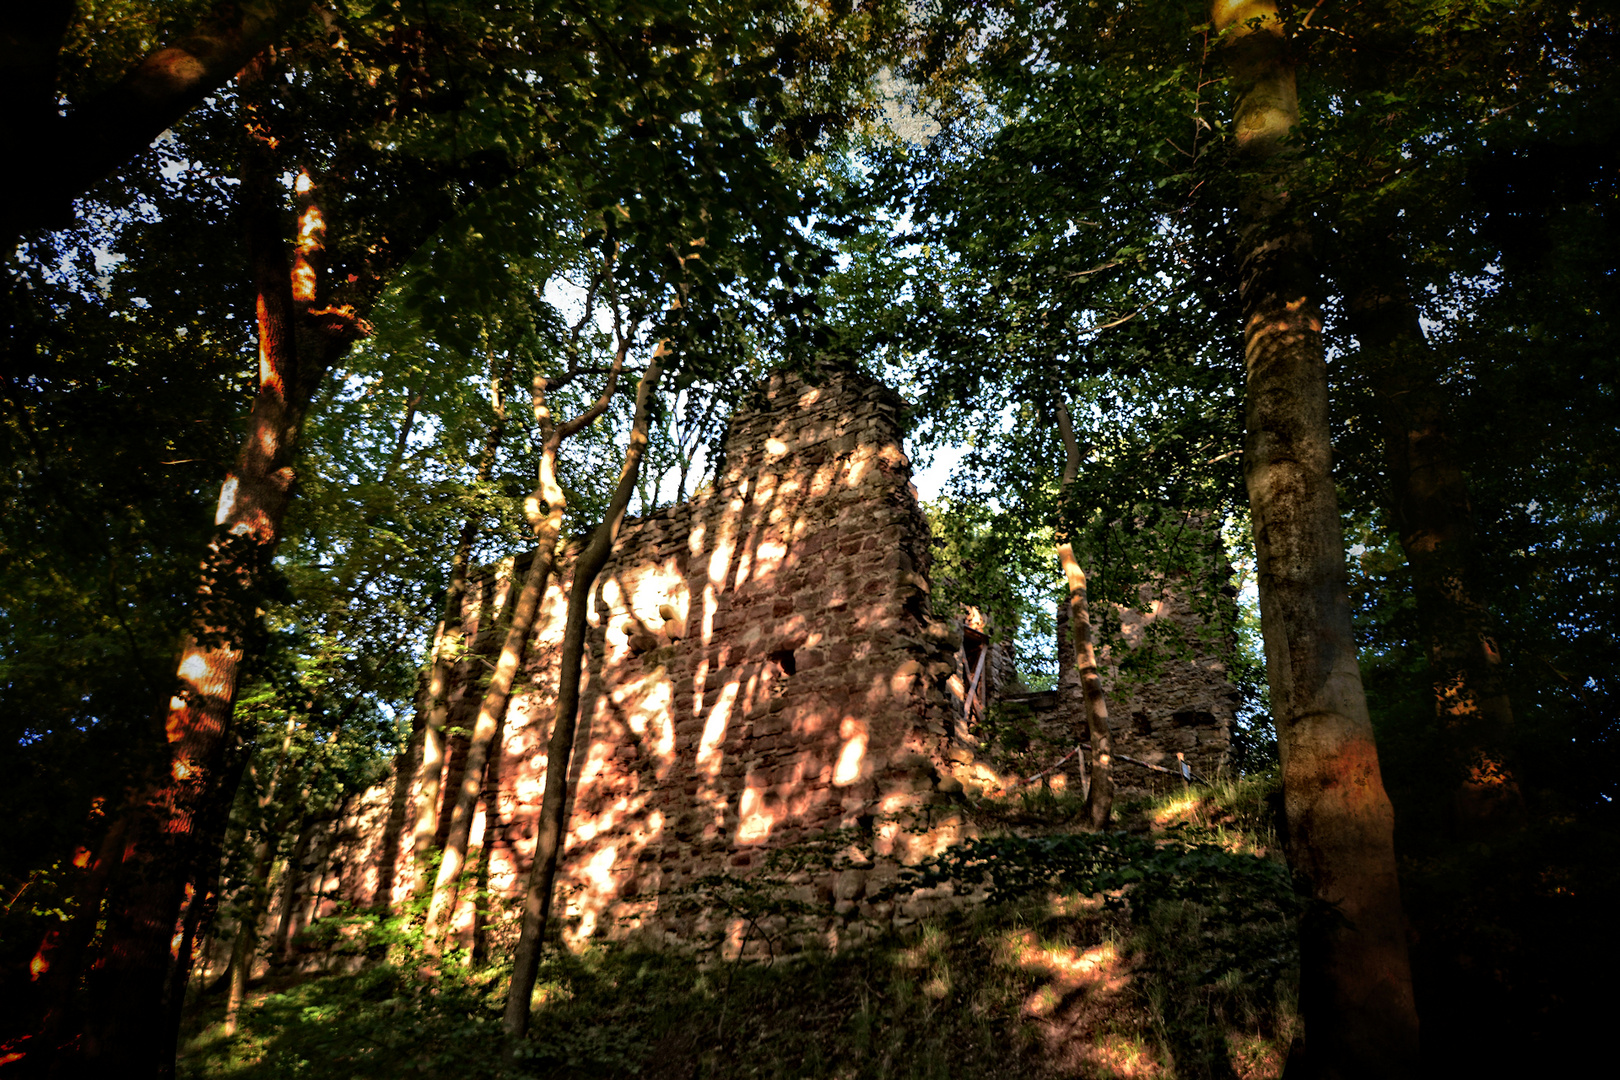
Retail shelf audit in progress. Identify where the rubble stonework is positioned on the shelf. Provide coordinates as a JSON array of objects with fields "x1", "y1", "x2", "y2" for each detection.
[
  {"x1": 1087, "y1": 581, "x2": 1239, "y2": 792},
  {"x1": 275, "y1": 369, "x2": 1235, "y2": 955}
]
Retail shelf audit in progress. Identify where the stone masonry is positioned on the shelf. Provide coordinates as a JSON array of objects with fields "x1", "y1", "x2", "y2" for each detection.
[{"x1": 276, "y1": 368, "x2": 1235, "y2": 957}]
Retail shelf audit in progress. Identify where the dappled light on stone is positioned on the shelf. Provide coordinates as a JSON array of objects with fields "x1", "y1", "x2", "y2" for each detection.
[{"x1": 264, "y1": 370, "x2": 1238, "y2": 960}]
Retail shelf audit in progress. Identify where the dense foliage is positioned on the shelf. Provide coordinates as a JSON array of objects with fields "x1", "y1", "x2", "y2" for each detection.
[{"x1": 3, "y1": 0, "x2": 1616, "y2": 1075}]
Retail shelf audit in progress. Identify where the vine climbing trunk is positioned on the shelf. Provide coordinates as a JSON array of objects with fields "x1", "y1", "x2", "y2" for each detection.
[
  {"x1": 1055, "y1": 401, "x2": 1113, "y2": 828},
  {"x1": 504, "y1": 351, "x2": 665, "y2": 1041},
  {"x1": 409, "y1": 354, "x2": 512, "y2": 887},
  {"x1": 422, "y1": 338, "x2": 631, "y2": 947},
  {"x1": 1214, "y1": 4, "x2": 1420, "y2": 1077},
  {"x1": 1343, "y1": 263, "x2": 1524, "y2": 838}
]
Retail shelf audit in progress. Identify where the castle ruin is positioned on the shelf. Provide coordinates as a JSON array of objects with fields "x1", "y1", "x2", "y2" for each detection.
[{"x1": 274, "y1": 369, "x2": 1236, "y2": 954}]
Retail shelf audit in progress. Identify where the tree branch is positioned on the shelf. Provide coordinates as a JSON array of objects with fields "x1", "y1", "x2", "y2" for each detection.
[{"x1": 6, "y1": 0, "x2": 314, "y2": 235}]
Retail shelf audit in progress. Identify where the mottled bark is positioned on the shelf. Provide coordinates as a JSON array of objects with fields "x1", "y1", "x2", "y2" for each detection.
[
  {"x1": 73, "y1": 68, "x2": 365, "y2": 1075},
  {"x1": 1344, "y1": 272, "x2": 1524, "y2": 837},
  {"x1": 1214, "y1": 3, "x2": 1420, "y2": 1076},
  {"x1": 410, "y1": 358, "x2": 512, "y2": 881},
  {"x1": 2, "y1": 0, "x2": 314, "y2": 237},
  {"x1": 505, "y1": 352, "x2": 665, "y2": 1040},
  {"x1": 1054, "y1": 401, "x2": 1113, "y2": 828},
  {"x1": 422, "y1": 338, "x2": 629, "y2": 945}
]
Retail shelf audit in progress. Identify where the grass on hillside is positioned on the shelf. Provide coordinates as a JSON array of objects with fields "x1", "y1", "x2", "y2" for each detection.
[{"x1": 179, "y1": 773, "x2": 1295, "y2": 1080}]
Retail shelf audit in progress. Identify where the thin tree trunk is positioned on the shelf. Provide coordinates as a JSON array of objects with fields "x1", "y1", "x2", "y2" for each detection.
[
  {"x1": 163, "y1": 828, "x2": 222, "y2": 1036},
  {"x1": 221, "y1": 834, "x2": 278, "y2": 1036},
  {"x1": 302, "y1": 793, "x2": 352, "y2": 943},
  {"x1": 76, "y1": 69, "x2": 365, "y2": 1073},
  {"x1": 410, "y1": 356, "x2": 512, "y2": 882},
  {"x1": 1344, "y1": 272, "x2": 1525, "y2": 837},
  {"x1": 423, "y1": 335, "x2": 631, "y2": 947},
  {"x1": 1214, "y1": 5, "x2": 1420, "y2": 1076},
  {"x1": 1054, "y1": 401, "x2": 1113, "y2": 828},
  {"x1": 504, "y1": 352, "x2": 665, "y2": 1040},
  {"x1": 271, "y1": 821, "x2": 318, "y2": 962},
  {"x1": 223, "y1": 723, "x2": 296, "y2": 1035},
  {"x1": 421, "y1": 552, "x2": 555, "y2": 945},
  {"x1": 375, "y1": 696, "x2": 425, "y2": 913},
  {"x1": 384, "y1": 389, "x2": 422, "y2": 480},
  {"x1": 470, "y1": 707, "x2": 506, "y2": 967}
]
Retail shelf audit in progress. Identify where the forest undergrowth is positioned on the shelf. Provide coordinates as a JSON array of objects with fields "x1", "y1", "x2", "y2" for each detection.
[{"x1": 176, "y1": 776, "x2": 1299, "y2": 1080}]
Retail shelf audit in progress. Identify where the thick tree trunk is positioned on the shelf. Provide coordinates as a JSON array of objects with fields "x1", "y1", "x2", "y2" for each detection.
[
  {"x1": 423, "y1": 348, "x2": 629, "y2": 946},
  {"x1": 410, "y1": 358, "x2": 512, "y2": 882},
  {"x1": 1344, "y1": 275, "x2": 1525, "y2": 837},
  {"x1": 504, "y1": 354, "x2": 665, "y2": 1040},
  {"x1": 0, "y1": 4, "x2": 73, "y2": 238},
  {"x1": 1054, "y1": 401, "x2": 1113, "y2": 828},
  {"x1": 73, "y1": 74, "x2": 364, "y2": 1074},
  {"x1": 1214, "y1": 4, "x2": 1420, "y2": 1077}
]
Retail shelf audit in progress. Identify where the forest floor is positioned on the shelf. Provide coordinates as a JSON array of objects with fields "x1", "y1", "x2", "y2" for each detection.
[{"x1": 176, "y1": 777, "x2": 1300, "y2": 1080}]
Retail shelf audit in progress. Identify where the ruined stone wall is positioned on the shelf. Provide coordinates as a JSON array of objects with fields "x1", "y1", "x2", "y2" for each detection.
[
  {"x1": 1053, "y1": 578, "x2": 1237, "y2": 797},
  {"x1": 316, "y1": 369, "x2": 997, "y2": 953},
  {"x1": 292, "y1": 369, "x2": 1236, "y2": 959}
]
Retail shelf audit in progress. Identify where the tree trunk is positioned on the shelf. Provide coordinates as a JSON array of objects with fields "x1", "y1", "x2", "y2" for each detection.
[
  {"x1": 271, "y1": 820, "x2": 318, "y2": 962},
  {"x1": 470, "y1": 707, "x2": 506, "y2": 967},
  {"x1": 73, "y1": 72, "x2": 365, "y2": 1071},
  {"x1": 301, "y1": 793, "x2": 352, "y2": 943},
  {"x1": 1214, "y1": 4, "x2": 1420, "y2": 1077},
  {"x1": 223, "y1": 723, "x2": 296, "y2": 1036},
  {"x1": 410, "y1": 356, "x2": 512, "y2": 883},
  {"x1": 423, "y1": 342, "x2": 631, "y2": 947},
  {"x1": 374, "y1": 697, "x2": 425, "y2": 913},
  {"x1": 504, "y1": 353, "x2": 665, "y2": 1040},
  {"x1": 162, "y1": 820, "x2": 224, "y2": 1048},
  {"x1": 421, "y1": 547, "x2": 556, "y2": 945},
  {"x1": 29, "y1": 812, "x2": 129, "y2": 1064},
  {"x1": 1344, "y1": 272, "x2": 1525, "y2": 837},
  {"x1": 1055, "y1": 401, "x2": 1113, "y2": 828},
  {"x1": 222, "y1": 831, "x2": 278, "y2": 1036}
]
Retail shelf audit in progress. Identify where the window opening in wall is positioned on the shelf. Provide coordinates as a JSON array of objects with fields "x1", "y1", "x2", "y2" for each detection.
[
  {"x1": 768, "y1": 648, "x2": 797, "y2": 676},
  {"x1": 961, "y1": 625, "x2": 989, "y2": 728}
]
